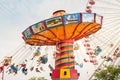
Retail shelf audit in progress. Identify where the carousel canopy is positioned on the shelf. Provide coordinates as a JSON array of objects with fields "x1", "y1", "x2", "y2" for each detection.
[{"x1": 22, "y1": 10, "x2": 102, "y2": 46}]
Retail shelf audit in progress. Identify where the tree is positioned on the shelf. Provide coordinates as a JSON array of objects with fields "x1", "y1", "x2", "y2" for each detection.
[
  {"x1": 95, "y1": 66, "x2": 120, "y2": 80},
  {"x1": 37, "y1": 77, "x2": 47, "y2": 80},
  {"x1": 28, "y1": 77, "x2": 36, "y2": 80},
  {"x1": 28, "y1": 77, "x2": 47, "y2": 80}
]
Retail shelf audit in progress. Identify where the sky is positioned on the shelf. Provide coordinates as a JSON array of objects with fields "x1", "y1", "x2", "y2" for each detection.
[
  {"x1": 0, "y1": 0, "x2": 88, "y2": 57},
  {"x1": 0, "y1": 0, "x2": 120, "y2": 80}
]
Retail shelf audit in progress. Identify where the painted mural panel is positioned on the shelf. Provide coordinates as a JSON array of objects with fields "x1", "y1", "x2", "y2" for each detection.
[
  {"x1": 96, "y1": 15, "x2": 102, "y2": 24},
  {"x1": 64, "y1": 13, "x2": 80, "y2": 24},
  {"x1": 31, "y1": 22, "x2": 45, "y2": 34},
  {"x1": 23, "y1": 28, "x2": 32, "y2": 39},
  {"x1": 82, "y1": 13, "x2": 94, "y2": 22},
  {"x1": 45, "y1": 16, "x2": 63, "y2": 28}
]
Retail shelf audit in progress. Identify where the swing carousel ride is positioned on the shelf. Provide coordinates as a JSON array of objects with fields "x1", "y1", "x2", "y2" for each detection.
[
  {"x1": 0, "y1": 0, "x2": 120, "y2": 80},
  {"x1": 22, "y1": 8, "x2": 102, "y2": 80}
]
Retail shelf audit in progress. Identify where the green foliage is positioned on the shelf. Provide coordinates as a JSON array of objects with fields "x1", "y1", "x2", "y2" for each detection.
[
  {"x1": 95, "y1": 66, "x2": 120, "y2": 80},
  {"x1": 28, "y1": 77, "x2": 36, "y2": 80},
  {"x1": 37, "y1": 77, "x2": 47, "y2": 80},
  {"x1": 28, "y1": 77, "x2": 48, "y2": 80}
]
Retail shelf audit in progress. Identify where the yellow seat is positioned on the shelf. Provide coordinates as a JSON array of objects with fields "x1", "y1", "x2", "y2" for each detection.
[
  {"x1": 5, "y1": 59, "x2": 11, "y2": 63},
  {"x1": 34, "y1": 53, "x2": 41, "y2": 56},
  {"x1": 110, "y1": 43, "x2": 114, "y2": 47},
  {"x1": 74, "y1": 43, "x2": 79, "y2": 50}
]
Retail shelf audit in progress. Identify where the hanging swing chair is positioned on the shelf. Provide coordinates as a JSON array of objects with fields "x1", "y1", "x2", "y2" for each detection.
[
  {"x1": 40, "y1": 56, "x2": 48, "y2": 64},
  {"x1": 9, "y1": 64, "x2": 18, "y2": 75},
  {"x1": 0, "y1": 66, "x2": 3, "y2": 73},
  {"x1": 94, "y1": 46, "x2": 102, "y2": 56},
  {"x1": 89, "y1": 0, "x2": 95, "y2": 5},
  {"x1": 3, "y1": 56, "x2": 12, "y2": 66},
  {"x1": 74, "y1": 43, "x2": 80, "y2": 50},
  {"x1": 37, "y1": 55, "x2": 48, "y2": 65},
  {"x1": 31, "y1": 47, "x2": 41, "y2": 60},
  {"x1": 21, "y1": 66, "x2": 27, "y2": 75},
  {"x1": 34, "y1": 47, "x2": 41, "y2": 57}
]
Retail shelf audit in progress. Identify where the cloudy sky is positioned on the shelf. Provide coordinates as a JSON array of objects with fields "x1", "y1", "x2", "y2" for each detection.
[
  {"x1": 1, "y1": 0, "x2": 120, "y2": 80},
  {"x1": 0, "y1": 0, "x2": 88, "y2": 56}
]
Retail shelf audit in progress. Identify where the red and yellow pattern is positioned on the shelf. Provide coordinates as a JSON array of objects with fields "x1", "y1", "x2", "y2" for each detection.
[{"x1": 55, "y1": 40, "x2": 75, "y2": 69}]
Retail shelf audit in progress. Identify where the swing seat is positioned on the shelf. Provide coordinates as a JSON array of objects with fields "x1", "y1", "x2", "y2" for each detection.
[
  {"x1": 22, "y1": 67, "x2": 27, "y2": 75},
  {"x1": 30, "y1": 67, "x2": 34, "y2": 71},
  {"x1": 84, "y1": 59, "x2": 89, "y2": 62},
  {"x1": 34, "y1": 53, "x2": 41, "y2": 56},
  {"x1": 74, "y1": 43, "x2": 79, "y2": 50},
  {"x1": 84, "y1": 44, "x2": 90, "y2": 47},
  {"x1": 86, "y1": 9, "x2": 92, "y2": 13},
  {"x1": 87, "y1": 51, "x2": 94, "y2": 55},
  {"x1": 89, "y1": 1, "x2": 95, "y2": 5},
  {"x1": 41, "y1": 57, "x2": 48, "y2": 64},
  {"x1": 110, "y1": 43, "x2": 114, "y2": 47},
  {"x1": 79, "y1": 63, "x2": 83, "y2": 68},
  {"x1": 11, "y1": 65, "x2": 18, "y2": 72},
  {"x1": 22, "y1": 64, "x2": 26, "y2": 67},
  {"x1": 0, "y1": 66, "x2": 3, "y2": 72},
  {"x1": 94, "y1": 48, "x2": 102, "y2": 56},
  {"x1": 5, "y1": 59, "x2": 11, "y2": 63},
  {"x1": 4, "y1": 63, "x2": 9, "y2": 66},
  {"x1": 74, "y1": 46, "x2": 79, "y2": 50},
  {"x1": 90, "y1": 60, "x2": 97, "y2": 64},
  {"x1": 95, "y1": 50, "x2": 101, "y2": 56}
]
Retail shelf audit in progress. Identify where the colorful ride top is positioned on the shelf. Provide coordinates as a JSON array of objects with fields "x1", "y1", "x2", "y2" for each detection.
[
  {"x1": 22, "y1": 10, "x2": 103, "y2": 80},
  {"x1": 22, "y1": 10, "x2": 102, "y2": 46}
]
